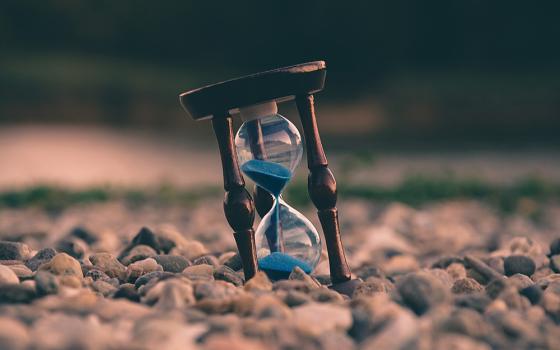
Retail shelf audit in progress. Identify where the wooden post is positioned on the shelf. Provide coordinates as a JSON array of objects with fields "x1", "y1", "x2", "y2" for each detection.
[
  {"x1": 211, "y1": 112, "x2": 258, "y2": 280},
  {"x1": 295, "y1": 94, "x2": 352, "y2": 284}
]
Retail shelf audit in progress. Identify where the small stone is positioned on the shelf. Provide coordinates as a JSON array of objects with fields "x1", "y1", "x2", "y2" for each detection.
[
  {"x1": 451, "y1": 278, "x2": 483, "y2": 294},
  {"x1": 382, "y1": 254, "x2": 419, "y2": 277},
  {"x1": 454, "y1": 294, "x2": 491, "y2": 313},
  {"x1": 550, "y1": 254, "x2": 560, "y2": 273},
  {"x1": 355, "y1": 265, "x2": 385, "y2": 280},
  {"x1": 214, "y1": 265, "x2": 243, "y2": 286},
  {"x1": 39, "y1": 253, "x2": 83, "y2": 279},
  {"x1": 182, "y1": 264, "x2": 215, "y2": 282},
  {"x1": 396, "y1": 271, "x2": 450, "y2": 315},
  {"x1": 504, "y1": 255, "x2": 536, "y2": 277},
  {"x1": 352, "y1": 277, "x2": 394, "y2": 298},
  {"x1": 440, "y1": 308, "x2": 489, "y2": 339},
  {"x1": 121, "y1": 245, "x2": 158, "y2": 265},
  {"x1": 433, "y1": 334, "x2": 491, "y2": 350},
  {"x1": 310, "y1": 287, "x2": 344, "y2": 303},
  {"x1": 507, "y1": 273, "x2": 534, "y2": 290},
  {"x1": 195, "y1": 281, "x2": 239, "y2": 313},
  {"x1": 193, "y1": 255, "x2": 219, "y2": 268},
  {"x1": 0, "y1": 265, "x2": 19, "y2": 284},
  {"x1": 68, "y1": 226, "x2": 97, "y2": 245},
  {"x1": 144, "y1": 279, "x2": 195, "y2": 310},
  {"x1": 550, "y1": 238, "x2": 560, "y2": 256},
  {"x1": 118, "y1": 227, "x2": 161, "y2": 261},
  {"x1": 59, "y1": 275, "x2": 82, "y2": 288},
  {"x1": 253, "y1": 295, "x2": 291, "y2": 319},
  {"x1": 288, "y1": 266, "x2": 321, "y2": 289},
  {"x1": 35, "y1": 271, "x2": 59, "y2": 296},
  {"x1": 153, "y1": 255, "x2": 191, "y2": 273},
  {"x1": 125, "y1": 258, "x2": 163, "y2": 283},
  {"x1": 485, "y1": 278, "x2": 508, "y2": 299},
  {"x1": 0, "y1": 284, "x2": 36, "y2": 303},
  {"x1": 25, "y1": 248, "x2": 56, "y2": 271},
  {"x1": 447, "y1": 263, "x2": 467, "y2": 281},
  {"x1": 89, "y1": 253, "x2": 126, "y2": 280},
  {"x1": 431, "y1": 255, "x2": 464, "y2": 269},
  {"x1": 85, "y1": 269, "x2": 111, "y2": 281},
  {"x1": 169, "y1": 241, "x2": 208, "y2": 260},
  {"x1": 134, "y1": 271, "x2": 174, "y2": 289},
  {"x1": 293, "y1": 303, "x2": 352, "y2": 336},
  {"x1": 223, "y1": 252, "x2": 243, "y2": 271},
  {"x1": 283, "y1": 290, "x2": 311, "y2": 307},
  {"x1": 91, "y1": 280, "x2": 117, "y2": 297},
  {"x1": 244, "y1": 271, "x2": 272, "y2": 292},
  {"x1": 273, "y1": 280, "x2": 315, "y2": 293},
  {"x1": 7, "y1": 264, "x2": 32, "y2": 280},
  {"x1": 0, "y1": 317, "x2": 30, "y2": 350},
  {"x1": 520, "y1": 285, "x2": 543, "y2": 305},
  {"x1": 114, "y1": 283, "x2": 140, "y2": 302},
  {"x1": 55, "y1": 237, "x2": 87, "y2": 259},
  {"x1": 0, "y1": 241, "x2": 31, "y2": 261}
]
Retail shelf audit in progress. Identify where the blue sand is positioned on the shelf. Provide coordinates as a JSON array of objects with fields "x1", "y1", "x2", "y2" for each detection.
[
  {"x1": 258, "y1": 252, "x2": 313, "y2": 280},
  {"x1": 241, "y1": 159, "x2": 293, "y2": 253},
  {"x1": 240, "y1": 159, "x2": 291, "y2": 197}
]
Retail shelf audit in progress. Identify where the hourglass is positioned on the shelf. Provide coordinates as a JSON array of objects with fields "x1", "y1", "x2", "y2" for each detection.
[{"x1": 179, "y1": 61, "x2": 360, "y2": 295}]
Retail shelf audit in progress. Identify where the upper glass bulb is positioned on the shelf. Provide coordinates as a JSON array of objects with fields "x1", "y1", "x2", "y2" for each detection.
[{"x1": 235, "y1": 102, "x2": 303, "y2": 174}]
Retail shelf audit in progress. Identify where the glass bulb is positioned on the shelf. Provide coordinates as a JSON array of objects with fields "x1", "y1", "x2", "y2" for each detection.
[
  {"x1": 235, "y1": 113, "x2": 303, "y2": 173},
  {"x1": 255, "y1": 197, "x2": 322, "y2": 280}
]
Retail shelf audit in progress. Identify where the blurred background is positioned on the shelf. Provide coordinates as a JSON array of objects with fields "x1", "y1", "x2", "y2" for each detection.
[{"x1": 1, "y1": 0, "x2": 560, "y2": 192}]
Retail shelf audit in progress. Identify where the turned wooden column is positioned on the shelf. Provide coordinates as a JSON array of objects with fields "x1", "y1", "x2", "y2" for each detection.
[
  {"x1": 296, "y1": 94, "x2": 351, "y2": 284},
  {"x1": 211, "y1": 112, "x2": 258, "y2": 280}
]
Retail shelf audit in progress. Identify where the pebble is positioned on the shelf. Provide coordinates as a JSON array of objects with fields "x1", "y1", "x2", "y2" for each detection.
[
  {"x1": 396, "y1": 271, "x2": 450, "y2": 315},
  {"x1": 92, "y1": 280, "x2": 117, "y2": 297},
  {"x1": 120, "y1": 244, "x2": 158, "y2": 265},
  {"x1": 273, "y1": 280, "x2": 315, "y2": 293},
  {"x1": 153, "y1": 254, "x2": 191, "y2": 273},
  {"x1": 134, "y1": 270, "x2": 174, "y2": 289},
  {"x1": 0, "y1": 241, "x2": 31, "y2": 260},
  {"x1": 550, "y1": 254, "x2": 560, "y2": 273},
  {"x1": 118, "y1": 227, "x2": 161, "y2": 261},
  {"x1": 288, "y1": 266, "x2": 321, "y2": 289},
  {"x1": 0, "y1": 265, "x2": 19, "y2": 284},
  {"x1": 253, "y1": 294, "x2": 292, "y2": 319},
  {"x1": 125, "y1": 258, "x2": 163, "y2": 283},
  {"x1": 89, "y1": 253, "x2": 126, "y2": 280},
  {"x1": 68, "y1": 226, "x2": 98, "y2": 245},
  {"x1": 431, "y1": 255, "x2": 465, "y2": 269},
  {"x1": 8, "y1": 264, "x2": 33, "y2": 279},
  {"x1": 310, "y1": 287, "x2": 344, "y2": 303},
  {"x1": 222, "y1": 252, "x2": 243, "y2": 271},
  {"x1": 352, "y1": 277, "x2": 393, "y2": 298},
  {"x1": 520, "y1": 285, "x2": 543, "y2": 305},
  {"x1": 451, "y1": 278, "x2": 483, "y2": 294},
  {"x1": 244, "y1": 271, "x2": 272, "y2": 292},
  {"x1": 283, "y1": 290, "x2": 311, "y2": 307},
  {"x1": 454, "y1": 294, "x2": 492, "y2": 313},
  {"x1": 35, "y1": 271, "x2": 59, "y2": 296},
  {"x1": 146, "y1": 279, "x2": 195, "y2": 311},
  {"x1": 382, "y1": 254, "x2": 420, "y2": 277},
  {"x1": 169, "y1": 240, "x2": 208, "y2": 260},
  {"x1": 38, "y1": 253, "x2": 83, "y2": 279},
  {"x1": 0, "y1": 284, "x2": 36, "y2": 303},
  {"x1": 447, "y1": 262, "x2": 467, "y2": 281},
  {"x1": 56, "y1": 237, "x2": 87, "y2": 259},
  {"x1": 193, "y1": 255, "x2": 220, "y2": 268},
  {"x1": 485, "y1": 278, "x2": 508, "y2": 299},
  {"x1": 183, "y1": 264, "x2": 215, "y2": 282},
  {"x1": 114, "y1": 283, "x2": 140, "y2": 302},
  {"x1": 507, "y1": 273, "x2": 534, "y2": 290},
  {"x1": 25, "y1": 248, "x2": 57, "y2": 271},
  {"x1": 0, "y1": 317, "x2": 30, "y2": 350},
  {"x1": 214, "y1": 265, "x2": 243, "y2": 286},
  {"x1": 550, "y1": 238, "x2": 560, "y2": 256},
  {"x1": 292, "y1": 303, "x2": 352, "y2": 336},
  {"x1": 504, "y1": 255, "x2": 536, "y2": 277}
]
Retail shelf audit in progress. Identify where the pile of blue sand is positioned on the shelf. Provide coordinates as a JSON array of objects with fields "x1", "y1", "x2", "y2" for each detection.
[
  {"x1": 258, "y1": 252, "x2": 313, "y2": 280},
  {"x1": 240, "y1": 159, "x2": 291, "y2": 197}
]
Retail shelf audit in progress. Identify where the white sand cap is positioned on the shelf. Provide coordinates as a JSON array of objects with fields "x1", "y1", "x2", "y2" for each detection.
[{"x1": 239, "y1": 100, "x2": 278, "y2": 121}]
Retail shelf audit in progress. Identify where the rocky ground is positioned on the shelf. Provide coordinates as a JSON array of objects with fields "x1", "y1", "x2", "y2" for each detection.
[{"x1": 1, "y1": 198, "x2": 560, "y2": 349}]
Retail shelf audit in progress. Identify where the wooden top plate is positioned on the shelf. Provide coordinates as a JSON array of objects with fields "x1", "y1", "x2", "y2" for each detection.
[{"x1": 179, "y1": 61, "x2": 326, "y2": 120}]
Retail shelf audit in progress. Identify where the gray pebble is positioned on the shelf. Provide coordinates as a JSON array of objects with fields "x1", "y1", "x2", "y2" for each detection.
[
  {"x1": 114, "y1": 283, "x2": 140, "y2": 302},
  {"x1": 352, "y1": 277, "x2": 394, "y2": 298},
  {"x1": 214, "y1": 265, "x2": 243, "y2": 286},
  {"x1": 223, "y1": 252, "x2": 242, "y2": 271},
  {"x1": 550, "y1": 254, "x2": 560, "y2": 273},
  {"x1": 0, "y1": 241, "x2": 31, "y2": 261},
  {"x1": 504, "y1": 255, "x2": 536, "y2": 277},
  {"x1": 550, "y1": 238, "x2": 560, "y2": 256},
  {"x1": 283, "y1": 290, "x2": 311, "y2": 307},
  {"x1": 451, "y1": 278, "x2": 483, "y2": 294},
  {"x1": 454, "y1": 294, "x2": 491, "y2": 313},
  {"x1": 134, "y1": 271, "x2": 174, "y2": 289},
  {"x1": 56, "y1": 237, "x2": 87, "y2": 259},
  {"x1": 25, "y1": 248, "x2": 56, "y2": 271},
  {"x1": 396, "y1": 271, "x2": 450, "y2": 315},
  {"x1": 193, "y1": 255, "x2": 219, "y2": 268},
  {"x1": 120, "y1": 245, "x2": 158, "y2": 265},
  {"x1": 89, "y1": 253, "x2": 126, "y2": 280},
  {"x1": 35, "y1": 271, "x2": 59, "y2": 296},
  {"x1": 0, "y1": 284, "x2": 36, "y2": 303},
  {"x1": 153, "y1": 254, "x2": 191, "y2": 273}
]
